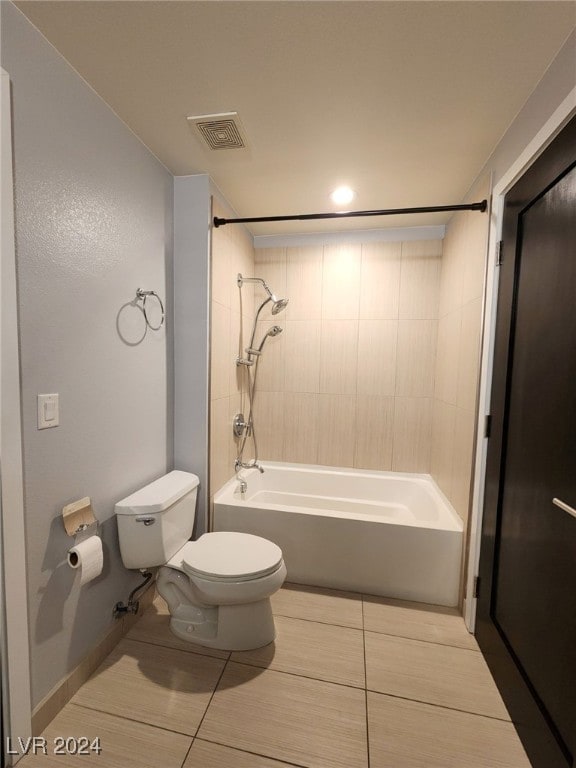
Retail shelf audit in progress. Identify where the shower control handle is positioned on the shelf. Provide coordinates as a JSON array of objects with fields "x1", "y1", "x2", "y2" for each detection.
[{"x1": 233, "y1": 413, "x2": 248, "y2": 438}]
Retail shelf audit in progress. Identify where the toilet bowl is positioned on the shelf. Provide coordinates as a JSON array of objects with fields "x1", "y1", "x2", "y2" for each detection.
[
  {"x1": 157, "y1": 532, "x2": 286, "y2": 649},
  {"x1": 115, "y1": 471, "x2": 286, "y2": 651}
]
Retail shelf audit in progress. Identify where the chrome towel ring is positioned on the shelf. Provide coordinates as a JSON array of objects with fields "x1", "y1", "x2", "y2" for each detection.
[{"x1": 136, "y1": 288, "x2": 165, "y2": 331}]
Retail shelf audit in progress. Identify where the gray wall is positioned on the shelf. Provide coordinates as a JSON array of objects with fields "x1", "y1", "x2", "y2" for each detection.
[
  {"x1": 2, "y1": 3, "x2": 174, "y2": 706},
  {"x1": 173, "y1": 175, "x2": 211, "y2": 535}
]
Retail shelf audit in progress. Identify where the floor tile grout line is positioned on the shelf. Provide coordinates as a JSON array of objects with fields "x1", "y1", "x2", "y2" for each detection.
[
  {"x1": 362, "y1": 626, "x2": 481, "y2": 652},
  {"x1": 366, "y1": 689, "x2": 513, "y2": 723},
  {"x1": 274, "y1": 608, "x2": 479, "y2": 652},
  {"x1": 228, "y1": 658, "x2": 365, "y2": 692},
  {"x1": 125, "y1": 634, "x2": 232, "y2": 661},
  {"x1": 272, "y1": 610, "x2": 363, "y2": 632},
  {"x1": 194, "y1": 736, "x2": 310, "y2": 768},
  {"x1": 180, "y1": 738, "x2": 195, "y2": 768},
  {"x1": 70, "y1": 701, "x2": 198, "y2": 739},
  {"x1": 361, "y1": 595, "x2": 371, "y2": 768},
  {"x1": 194, "y1": 654, "x2": 231, "y2": 737}
]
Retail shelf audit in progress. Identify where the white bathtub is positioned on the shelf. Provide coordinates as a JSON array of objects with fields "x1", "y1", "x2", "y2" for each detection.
[{"x1": 213, "y1": 462, "x2": 463, "y2": 607}]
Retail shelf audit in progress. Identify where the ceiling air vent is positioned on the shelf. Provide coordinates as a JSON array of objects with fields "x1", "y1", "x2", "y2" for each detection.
[{"x1": 187, "y1": 112, "x2": 247, "y2": 151}]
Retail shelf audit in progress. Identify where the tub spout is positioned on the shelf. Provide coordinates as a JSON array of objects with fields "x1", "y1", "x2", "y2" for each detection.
[{"x1": 235, "y1": 458, "x2": 265, "y2": 473}]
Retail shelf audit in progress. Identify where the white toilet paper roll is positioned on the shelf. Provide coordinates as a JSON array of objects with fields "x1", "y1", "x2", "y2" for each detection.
[{"x1": 68, "y1": 536, "x2": 103, "y2": 586}]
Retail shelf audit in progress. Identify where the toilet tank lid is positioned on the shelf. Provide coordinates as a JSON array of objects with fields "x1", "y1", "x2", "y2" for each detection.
[{"x1": 115, "y1": 471, "x2": 199, "y2": 515}]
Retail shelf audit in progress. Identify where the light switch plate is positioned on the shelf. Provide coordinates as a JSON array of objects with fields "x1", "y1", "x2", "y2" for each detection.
[{"x1": 37, "y1": 393, "x2": 59, "y2": 429}]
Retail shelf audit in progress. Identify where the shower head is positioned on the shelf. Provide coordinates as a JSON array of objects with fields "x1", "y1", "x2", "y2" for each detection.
[
  {"x1": 239, "y1": 273, "x2": 289, "y2": 351},
  {"x1": 271, "y1": 297, "x2": 289, "y2": 315},
  {"x1": 257, "y1": 325, "x2": 283, "y2": 352}
]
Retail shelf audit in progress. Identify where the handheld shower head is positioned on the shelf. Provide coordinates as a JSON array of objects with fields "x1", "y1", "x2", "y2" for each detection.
[{"x1": 257, "y1": 325, "x2": 283, "y2": 352}]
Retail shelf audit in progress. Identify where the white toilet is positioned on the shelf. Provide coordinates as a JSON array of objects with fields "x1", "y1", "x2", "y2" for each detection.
[{"x1": 115, "y1": 470, "x2": 286, "y2": 650}]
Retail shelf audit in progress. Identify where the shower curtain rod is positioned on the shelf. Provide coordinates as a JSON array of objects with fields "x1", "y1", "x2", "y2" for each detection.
[{"x1": 213, "y1": 200, "x2": 488, "y2": 228}]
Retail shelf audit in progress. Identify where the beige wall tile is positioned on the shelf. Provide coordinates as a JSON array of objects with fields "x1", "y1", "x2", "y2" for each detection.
[
  {"x1": 355, "y1": 396, "x2": 394, "y2": 470},
  {"x1": 253, "y1": 247, "x2": 287, "y2": 322},
  {"x1": 322, "y1": 243, "x2": 361, "y2": 319},
  {"x1": 356, "y1": 320, "x2": 397, "y2": 396},
  {"x1": 450, "y1": 407, "x2": 477, "y2": 523},
  {"x1": 235, "y1": 279, "x2": 254, "y2": 323},
  {"x1": 283, "y1": 320, "x2": 321, "y2": 393},
  {"x1": 359, "y1": 241, "x2": 402, "y2": 319},
  {"x1": 283, "y1": 392, "x2": 319, "y2": 464},
  {"x1": 210, "y1": 397, "x2": 232, "y2": 495},
  {"x1": 457, "y1": 297, "x2": 482, "y2": 411},
  {"x1": 435, "y1": 309, "x2": 461, "y2": 405},
  {"x1": 399, "y1": 240, "x2": 442, "y2": 320},
  {"x1": 461, "y1": 211, "x2": 489, "y2": 305},
  {"x1": 430, "y1": 399, "x2": 457, "y2": 500},
  {"x1": 230, "y1": 311, "x2": 246, "y2": 395},
  {"x1": 396, "y1": 320, "x2": 437, "y2": 397},
  {"x1": 462, "y1": 174, "x2": 491, "y2": 306},
  {"x1": 438, "y1": 215, "x2": 466, "y2": 318},
  {"x1": 317, "y1": 394, "x2": 357, "y2": 467},
  {"x1": 286, "y1": 245, "x2": 323, "y2": 320},
  {"x1": 233, "y1": 225, "x2": 257, "y2": 272},
  {"x1": 211, "y1": 230, "x2": 231, "y2": 308},
  {"x1": 253, "y1": 390, "x2": 285, "y2": 461},
  {"x1": 229, "y1": 232, "x2": 255, "y2": 320},
  {"x1": 319, "y1": 320, "x2": 359, "y2": 395},
  {"x1": 211, "y1": 301, "x2": 231, "y2": 400},
  {"x1": 392, "y1": 397, "x2": 432, "y2": 472},
  {"x1": 210, "y1": 207, "x2": 254, "y2": 509}
]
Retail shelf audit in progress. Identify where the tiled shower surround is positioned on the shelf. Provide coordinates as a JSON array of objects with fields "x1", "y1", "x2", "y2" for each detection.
[
  {"x1": 209, "y1": 185, "x2": 489, "y2": 543},
  {"x1": 252, "y1": 239, "x2": 442, "y2": 473}
]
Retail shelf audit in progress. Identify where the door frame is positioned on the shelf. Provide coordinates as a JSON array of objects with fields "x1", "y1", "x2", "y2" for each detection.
[
  {"x1": 1, "y1": 67, "x2": 33, "y2": 763},
  {"x1": 466, "y1": 99, "x2": 576, "y2": 768},
  {"x1": 465, "y1": 86, "x2": 576, "y2": 632}
]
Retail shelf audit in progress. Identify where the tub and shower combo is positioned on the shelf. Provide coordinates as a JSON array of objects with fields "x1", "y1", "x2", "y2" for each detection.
[
  {"x1": 214, "y1": 462, "x2": 462, "y2": 608},
  {"x1": 219, "y1": 273, "x2": 464, "y2": 609}
]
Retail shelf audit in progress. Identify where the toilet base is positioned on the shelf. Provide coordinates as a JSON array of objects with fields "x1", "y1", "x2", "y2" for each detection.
[{"x1": 169, "y1": 598, "x2": 276, "y2": 651}]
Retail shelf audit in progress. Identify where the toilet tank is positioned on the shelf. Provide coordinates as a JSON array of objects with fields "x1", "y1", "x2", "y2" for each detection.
[{"x1": 115, "y1": 471, "x2": 199, "y2": 569}]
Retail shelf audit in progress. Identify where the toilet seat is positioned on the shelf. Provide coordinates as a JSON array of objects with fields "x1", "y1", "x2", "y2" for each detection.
[{"x1": 169, "y1": 532, "x2": 283, "y2": 583}]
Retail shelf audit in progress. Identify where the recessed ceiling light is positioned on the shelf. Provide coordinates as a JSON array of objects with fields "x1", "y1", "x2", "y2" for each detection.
[{"x1": 331, "y1": 186, "x2": 355, "y2": 206}]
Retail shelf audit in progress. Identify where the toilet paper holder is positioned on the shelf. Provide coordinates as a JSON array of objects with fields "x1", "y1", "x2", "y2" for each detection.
[{"x1": 62, "y1": 496, "x2": 98, "y2": 537}]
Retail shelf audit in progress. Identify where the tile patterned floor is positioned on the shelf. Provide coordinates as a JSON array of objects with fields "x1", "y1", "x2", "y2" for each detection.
[{"x1": 20, "y1": 584, "x2": 532, "y2": 768}]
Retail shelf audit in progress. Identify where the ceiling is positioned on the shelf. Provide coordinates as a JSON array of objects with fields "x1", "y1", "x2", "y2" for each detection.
[{"x1": 14, "y1": 1, "x2": 576, "y2": 235}]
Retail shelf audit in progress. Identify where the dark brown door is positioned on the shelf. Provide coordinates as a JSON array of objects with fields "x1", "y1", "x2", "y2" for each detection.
[{"x1": 477, "y1": 113, "x2": 576, "y2": 768}]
